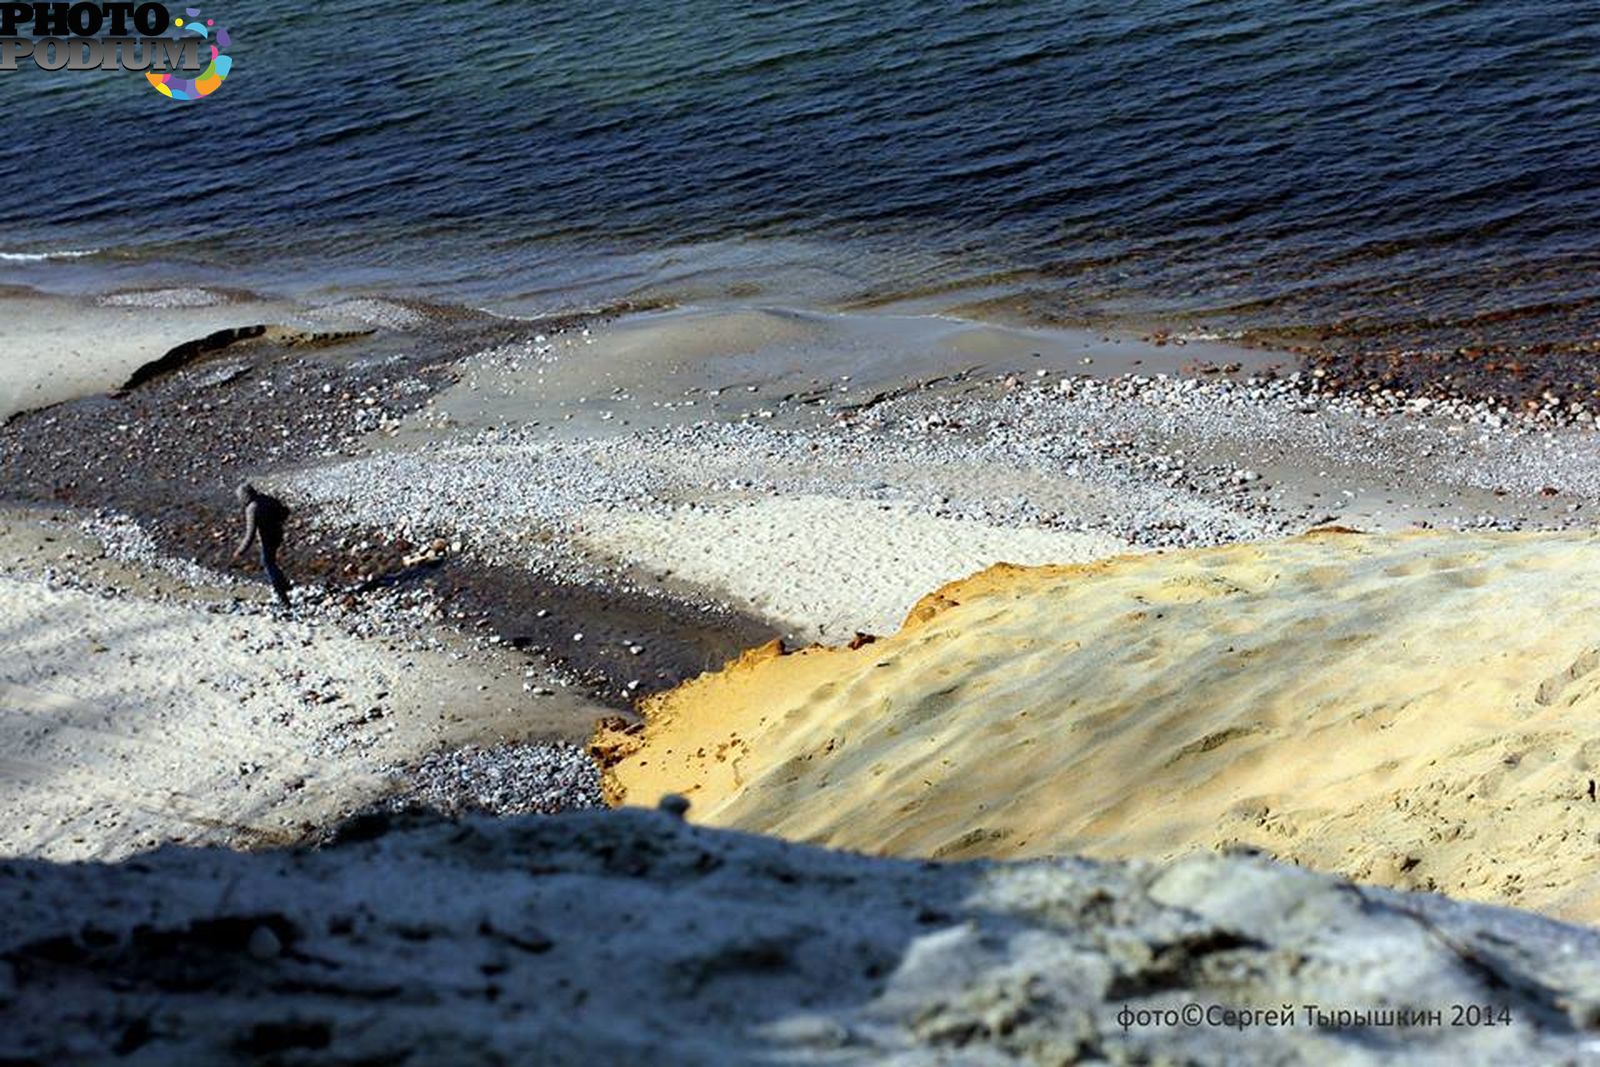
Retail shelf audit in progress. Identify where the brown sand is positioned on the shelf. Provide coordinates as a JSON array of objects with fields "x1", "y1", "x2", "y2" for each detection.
[{"x1": 602, "y1": 529, "x2": 1600, "y2": 922}]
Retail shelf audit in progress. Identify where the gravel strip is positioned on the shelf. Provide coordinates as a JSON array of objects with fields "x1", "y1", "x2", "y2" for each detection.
[
  {"x1": 383, "y1": 742, "x2": 604, "y2": 817},
  {"x1": 289, "y1": 364, "x2": 1600, "y2": 589}
]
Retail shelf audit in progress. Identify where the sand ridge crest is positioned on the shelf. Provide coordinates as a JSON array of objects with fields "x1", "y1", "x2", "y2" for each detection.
[{"x1": 900, "y1": 524, "x2": 1394, "y2": 628}]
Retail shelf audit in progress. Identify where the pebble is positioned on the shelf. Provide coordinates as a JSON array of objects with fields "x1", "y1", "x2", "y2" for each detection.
[
  {"x1": 247, "y1": 925, "x2": 282, "y2": 960},
  {"x1": 388, "y1": 742, "x2": 604, "y2": 817}
]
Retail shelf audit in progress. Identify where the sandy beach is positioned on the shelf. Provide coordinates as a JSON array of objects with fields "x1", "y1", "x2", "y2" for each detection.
[
  {"x1": 8, "y1": 294, "x2": 1600, "y2": 866},
  {"x1": 0, "y1": 503, "x2": 608, "y2": 861}
]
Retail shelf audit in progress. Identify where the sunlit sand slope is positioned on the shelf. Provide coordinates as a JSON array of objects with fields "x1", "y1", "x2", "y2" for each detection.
[{"x1": 602, "y1": 530, "x2": 1600, "y2": 921}]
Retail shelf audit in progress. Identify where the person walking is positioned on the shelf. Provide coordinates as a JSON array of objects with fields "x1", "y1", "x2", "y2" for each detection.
[{"x1": 231, "y1": 482, "x2": 293, "y2": 608}]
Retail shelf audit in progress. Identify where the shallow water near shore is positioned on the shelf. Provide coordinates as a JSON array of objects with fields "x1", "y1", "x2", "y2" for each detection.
[{"x1": 1, "y1": 0, "x2": 1597, "y2": 376}]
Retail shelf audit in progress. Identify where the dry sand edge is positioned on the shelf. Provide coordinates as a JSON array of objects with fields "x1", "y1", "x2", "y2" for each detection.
[{"x1": 598, "y1": 526, "x2": 1600, "y2": 923}]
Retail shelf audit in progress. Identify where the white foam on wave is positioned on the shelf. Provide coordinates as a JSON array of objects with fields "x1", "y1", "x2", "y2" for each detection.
[{"x1": 0, "y1": 249, "x2": 100, "y2": 262}]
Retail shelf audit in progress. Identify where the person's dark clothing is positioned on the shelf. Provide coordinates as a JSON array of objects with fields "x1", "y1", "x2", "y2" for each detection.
[{"x1": 238, "y1": 490, "x2": 292, "y2": 607}]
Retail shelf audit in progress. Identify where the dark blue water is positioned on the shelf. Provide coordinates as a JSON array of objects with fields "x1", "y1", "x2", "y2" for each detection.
[{"x1": 2, "y1": 0, "x2": 1598, "y2": 357}]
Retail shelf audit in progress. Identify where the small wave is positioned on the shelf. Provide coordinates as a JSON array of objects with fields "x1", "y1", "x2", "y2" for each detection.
[
  {"x1": 1173, "y1": 330, "x2": 1247, "y2": 342},
  {"x1": 0, "y1": 249, "x2": 100, "y2": 262}
]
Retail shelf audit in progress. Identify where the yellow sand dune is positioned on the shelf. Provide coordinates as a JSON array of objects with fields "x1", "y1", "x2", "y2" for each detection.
[{"x1": 600, "y1": 529, "x2": 1600, "y2": 922}]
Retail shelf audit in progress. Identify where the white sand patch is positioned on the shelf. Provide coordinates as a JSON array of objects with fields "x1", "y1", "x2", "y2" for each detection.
[
  {"x1": 0, "y1": 297, "x2": 265, "y2": 420},
  {"x1": 0, "y1": 565, "x2": 596, "y2": 862},
  {"x1": 577, "y1": 495, "x2": 1131, "y2": 640},
  {"x1": 0, "y1": 575, "x2": 398, "y2": 859},
  {"x1": 0, "y1": 291, "x2": 413, "y2": 421}
]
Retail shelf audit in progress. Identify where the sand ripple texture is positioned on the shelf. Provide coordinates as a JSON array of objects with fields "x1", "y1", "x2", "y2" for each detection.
[{"x1": 604, "y1": 529, "x2": 1600, "y2": 922}]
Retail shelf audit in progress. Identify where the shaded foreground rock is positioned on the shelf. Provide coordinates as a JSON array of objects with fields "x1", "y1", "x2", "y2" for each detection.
[{"x1": 4, "y1": 810, "x2": 1600, "y2": 1064}]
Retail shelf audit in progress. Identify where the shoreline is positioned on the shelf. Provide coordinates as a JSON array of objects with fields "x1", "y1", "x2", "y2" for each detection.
[
  {"x1": 7, "y1": 260, "x2": 1600, "y2": 423},
  {"x1": 0, "y1": 280, "x2": 1291, "y2": 424}
]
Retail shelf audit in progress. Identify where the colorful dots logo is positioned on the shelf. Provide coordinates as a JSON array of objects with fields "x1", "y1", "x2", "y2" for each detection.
[{"x1": 147, "y1": 7, "x2": 229, "y2": 101}]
